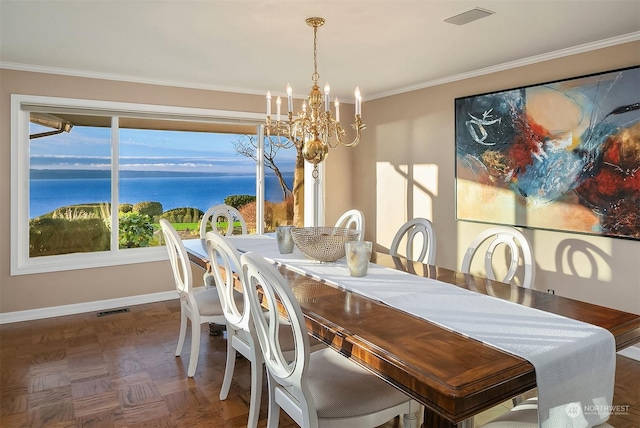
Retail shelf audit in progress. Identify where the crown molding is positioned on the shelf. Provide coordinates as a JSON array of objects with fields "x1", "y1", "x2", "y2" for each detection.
[
  {"x1": 368, "y1": 31, "x2": 640, "y2": 100},
  {"x1": 1, "y1": 32, "x2": 638, "y2": 101},
  {"x1": 0, "y1": 62, "x2": 267, "y2": 97}
]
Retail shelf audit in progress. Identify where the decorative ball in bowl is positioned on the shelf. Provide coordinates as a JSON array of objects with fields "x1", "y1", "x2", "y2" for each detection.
[{"x1": 291, "y1": 227, "x2": 361, "y2": 262}]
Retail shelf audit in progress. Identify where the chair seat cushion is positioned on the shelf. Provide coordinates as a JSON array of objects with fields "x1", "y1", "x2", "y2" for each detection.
[
  {"x1": 306, "y1": 348, "x2": 409, "y2": 419},
  {"x1": 193, "y1": 288, "x2": 243, "y2": 317},
  {"x1": 481, "y1": 397, "x2": 613, "y2": 428}
]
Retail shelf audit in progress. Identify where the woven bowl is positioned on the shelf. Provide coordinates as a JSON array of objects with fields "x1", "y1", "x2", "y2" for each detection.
[{"x1": 291, "y1": 227, "x2": 361, "y2": 262}]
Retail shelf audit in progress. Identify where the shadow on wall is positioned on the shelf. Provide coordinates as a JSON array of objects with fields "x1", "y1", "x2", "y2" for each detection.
[{"x1": 555, "y1": 239, "x2": 612, "y2": 281}]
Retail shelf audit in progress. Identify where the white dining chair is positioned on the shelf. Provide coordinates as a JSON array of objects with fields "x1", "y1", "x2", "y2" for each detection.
[
  {"x1": 200, "y1": 203, "x2": 248, "y2": 291},
  {"x1": 205, "y1": 231, "x2": 264, "y2": 428},
  {"x1": 160, "y1": 219, "x2": 227, "y2": 378},
  {"x1": 481, "y1": 397, "x2": 614, "y2": 427},
  {"x1": 334, "y1": 209, "x2": 365, "y2": 240},
  {"x1": 200, "y1": 203, "x2": 248, "y2": 238},
  {"x1": 461, "y1": 226, "x2": 535, "y2": 289},
  {"x1": 389, "y1": 218, "x2": 437, "y2": 265},
  {"x1": 461, "y1": 225, "x2": 535, "y2": 413},
  {"x1": 205, "y1": 231, "x2": 325, "y2": 428},
  {"x1": 240, "y1": 251, "x2": 419, "y2": 428}
]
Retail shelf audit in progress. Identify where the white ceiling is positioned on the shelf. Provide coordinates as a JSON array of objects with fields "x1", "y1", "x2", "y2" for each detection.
[{"x1": 1, "y1": 1, "x2": 639, "y2": 101}]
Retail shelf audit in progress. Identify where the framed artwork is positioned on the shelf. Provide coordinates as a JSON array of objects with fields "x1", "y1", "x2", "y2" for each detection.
[{"x1": 455, "y1": 66, "x2": 639, "y2": 240}]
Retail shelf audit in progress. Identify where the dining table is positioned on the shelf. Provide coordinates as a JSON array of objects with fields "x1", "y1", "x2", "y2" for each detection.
[{"x1": 182, "y1": 236, "x2": 640, "y2": 428}]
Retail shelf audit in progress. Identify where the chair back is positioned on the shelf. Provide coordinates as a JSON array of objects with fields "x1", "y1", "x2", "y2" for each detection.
[
  {"x1": 241, "y1": 252, "x2": 313, "y2": 423},
  {"x1": 334, "y1": 209, "x2": 365, "y2": 240},
  {"x1": 389, "y1": 218, "x2": 436, "y2": 264},
  {"x1": 205, "y1": 231, "x2": 248, "y2": 331},
  {"x1": 461, "y1": 226, "x2": 535, "y2": 289},
  {"x1": 200, "y1": 204, "x2": 247, "y2": 237},
  {"x1": 160, "y1": 219, "x2": 193, "y2": 299}
]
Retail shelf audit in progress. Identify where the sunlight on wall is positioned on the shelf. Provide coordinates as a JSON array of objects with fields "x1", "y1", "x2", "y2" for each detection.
[
  {"x1": 376, "y1": 162, "x2": 438, "y2": 251},
  {"x1": 457, "y1": 179, "x2": 517, "y2": 224}
]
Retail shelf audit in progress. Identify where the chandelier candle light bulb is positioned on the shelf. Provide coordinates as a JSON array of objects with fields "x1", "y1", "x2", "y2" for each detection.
[
  {"x1": 264, "y1": 17, "x2": 365, "y2": 179},
  {"x1": 286, "y1": 84, "x2": 293, "y2": 112},
  {"x1": 324, "y1": 83, "x2": 330, "y2": 112},
  {"x1": 266, "y1": 91, "x2": 271, "y2": 116}
]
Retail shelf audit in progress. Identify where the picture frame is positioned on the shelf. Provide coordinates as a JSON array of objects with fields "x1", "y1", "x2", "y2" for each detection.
[{"x1": 455, "y1": 66, "x2": 639, "y2": 240}]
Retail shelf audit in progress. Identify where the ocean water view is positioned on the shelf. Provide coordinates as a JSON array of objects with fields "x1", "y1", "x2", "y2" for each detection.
[{"x1": 30, "y1": 173, "x2": 294, "y2": 219}]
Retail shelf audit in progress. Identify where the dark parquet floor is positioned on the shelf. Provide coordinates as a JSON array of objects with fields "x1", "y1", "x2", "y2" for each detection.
[{"x1": 1, "y1": 299, "x2": 638, "y2": 427}]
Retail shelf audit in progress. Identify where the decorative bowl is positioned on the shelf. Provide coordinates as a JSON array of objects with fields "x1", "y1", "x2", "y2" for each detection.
[{"x1": 291, "y1": 227, "x2": 361, "y2": 262}]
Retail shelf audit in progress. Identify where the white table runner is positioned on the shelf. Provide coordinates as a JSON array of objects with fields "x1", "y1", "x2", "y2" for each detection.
[{"x1": 226, "y1": 235, "x2": 616, "y2": 428}]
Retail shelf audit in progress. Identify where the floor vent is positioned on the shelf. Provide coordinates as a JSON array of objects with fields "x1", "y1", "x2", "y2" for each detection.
[{"x1": 97, "y1": 308, "x2": 130, "y2": 317}]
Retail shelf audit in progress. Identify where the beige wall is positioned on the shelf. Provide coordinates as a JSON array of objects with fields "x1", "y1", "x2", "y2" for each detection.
[
  {"x1": 347, "y1": 41, "x2": 640, "y2": 315},
  {"x1": 1, "y1": 42, "x2": 639, "y2": 317}
]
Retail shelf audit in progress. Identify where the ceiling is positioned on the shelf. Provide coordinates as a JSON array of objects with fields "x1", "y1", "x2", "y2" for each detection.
[{"x1": 1, "y1": 1, "x2": 639, "y2": 102}]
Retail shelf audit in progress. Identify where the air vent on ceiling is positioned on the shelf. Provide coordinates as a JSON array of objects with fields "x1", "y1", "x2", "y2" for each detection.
[{"x1": 444, "y1": 8, "x2": 495, "y2": 26}]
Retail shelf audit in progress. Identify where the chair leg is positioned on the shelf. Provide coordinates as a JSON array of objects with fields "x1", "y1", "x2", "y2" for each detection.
[
  {"x1": 187, "y1": 321, "x2": 201, "y2": 377},
  {"x1": 175, "y1": 308, "x2": 188, "y2": 357},
  {"x1": 219, "y1": 337, "x2": 237, "y2": 400},
  {"x1": 266, "y1": 381, "x2": 280, "y2": 428},
  {"x1": 403, "y1": 412, "x2": 418, "y2": 428},
  {"x1": 247, "y1": 352, "x2": 263, "y2": 428}
]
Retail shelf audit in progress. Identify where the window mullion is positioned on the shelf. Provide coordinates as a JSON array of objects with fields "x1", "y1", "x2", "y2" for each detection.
[{"x1": 111, "y1": 116, "x2": 119, "y2": 251}]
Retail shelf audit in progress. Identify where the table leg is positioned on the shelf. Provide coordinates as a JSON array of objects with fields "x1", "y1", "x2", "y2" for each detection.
[{"x1": 423, "y1": 409, "x2": 473, "y2": 428}]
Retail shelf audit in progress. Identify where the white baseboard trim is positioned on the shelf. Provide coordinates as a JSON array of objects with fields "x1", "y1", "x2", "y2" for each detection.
[
  {"x1": 617, "y1": 345, "x2": 640, "y2": 361},
  {"x1": 0, "y1": 290, "x2": 178, "y2": 324}
]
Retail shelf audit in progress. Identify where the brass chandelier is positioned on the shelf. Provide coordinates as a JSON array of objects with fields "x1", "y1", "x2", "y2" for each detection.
[{"x1": 265, "y1": 17, "x2": 365, "y2": 178}]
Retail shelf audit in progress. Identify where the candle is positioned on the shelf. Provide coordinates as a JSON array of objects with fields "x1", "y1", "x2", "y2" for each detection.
[
  {"x1": 355, "y1": 87, "x2": 361, "y2": 116},
  {"x1": 266, "y1": 91, "x2": 272, "y2": 116},
  {"x1": 302, "y1": 101, "x2": 307, "y2": 113},
  {"x1": 276, "y1": 96, "x2": 281, "y2": 122},
  {"x1": 324, "y1": 83, "x2": 330, "y2": 112},
  {"x1": 334, "y1": 98, "x2": 340, "y2": 122},
  {"x1": 286, "y1": 84, "x2": 293, "y2": 112}
]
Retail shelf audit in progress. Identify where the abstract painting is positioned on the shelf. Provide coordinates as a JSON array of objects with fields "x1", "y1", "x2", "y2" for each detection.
[{"x1": 455, "y1": 66, "x2": 639, "y2": 240}]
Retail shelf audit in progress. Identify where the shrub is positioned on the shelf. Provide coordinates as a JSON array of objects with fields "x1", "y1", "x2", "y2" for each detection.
[
  {"x1": 119, "y1": 203, "x2": 133, "y2": 213},
  {"x1": 118, "y1": 212, "x2": 154, "y2": 248},
  {"x1": 271, "y1": 195, "x2": 294, "y2": 227},
  {"x1": 225, "y1": 194, "x2": 256, "y2": 210},
  {"x1": 160, "y1": 207, "x2": 203, "y2": 222},
  {"x1": 133, "y1": 201, "x2": 163, "y2": 217},
  {"x1": 239, "y1": 202, "x2": 257, "y2": 232},
  {"x1": 29, "y1": 217, "x2": 110, "y2": 257}
]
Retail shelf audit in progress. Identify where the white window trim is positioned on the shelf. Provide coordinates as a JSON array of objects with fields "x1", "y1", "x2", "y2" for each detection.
[{"x1": 11, "y1": 94, "x2": 266, "y2": 275}]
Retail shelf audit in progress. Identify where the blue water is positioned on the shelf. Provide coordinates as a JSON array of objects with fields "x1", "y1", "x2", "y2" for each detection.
[{"x1": 30, "y1": 174, "x2": 293, "y2": 218}]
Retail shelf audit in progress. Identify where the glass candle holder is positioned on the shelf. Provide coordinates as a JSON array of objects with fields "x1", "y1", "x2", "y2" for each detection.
[
  {"x1": 276, "y1": 225, "x2": 295, "y2": 254},
  {"x1": 345, "y1": 240, "x2": 372, "y2": 277}
]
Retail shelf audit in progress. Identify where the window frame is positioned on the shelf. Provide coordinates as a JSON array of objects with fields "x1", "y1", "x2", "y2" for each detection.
[{"x1": 11, "y1": 94, "x2": 266, "y2": 275}]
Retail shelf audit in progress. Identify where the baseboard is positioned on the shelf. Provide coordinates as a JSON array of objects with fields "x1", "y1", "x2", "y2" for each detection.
[
  {"x1": 617, "y1": 345, "x2": 640, "y2": 361},
  {"x1": 0, "y1": 290, "x2": 178, "y2": 324}
]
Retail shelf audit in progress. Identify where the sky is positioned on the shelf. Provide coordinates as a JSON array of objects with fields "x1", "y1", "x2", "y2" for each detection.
[{"x1": 29, "y1": 124, "x2": 297, "y2": 175}]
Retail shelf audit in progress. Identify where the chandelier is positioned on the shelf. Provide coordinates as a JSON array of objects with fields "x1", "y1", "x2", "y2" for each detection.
[{"x1": 265, "y1": 17, "x2": 365, "y2": 178}]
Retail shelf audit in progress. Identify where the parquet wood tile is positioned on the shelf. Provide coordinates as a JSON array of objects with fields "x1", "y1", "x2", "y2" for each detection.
[{"x1": 1, "y1": 298, "x2": 638, "y2": 427}]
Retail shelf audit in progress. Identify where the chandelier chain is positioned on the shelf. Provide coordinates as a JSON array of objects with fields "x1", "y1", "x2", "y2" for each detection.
[{"x1": 312, "y1": 24, "x2": 319, "y2": 84}]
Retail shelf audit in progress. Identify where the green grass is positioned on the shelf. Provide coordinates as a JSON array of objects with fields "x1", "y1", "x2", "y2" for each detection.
[{"x1": 170, "y1": 222, "x2": 198, "y2": 231}]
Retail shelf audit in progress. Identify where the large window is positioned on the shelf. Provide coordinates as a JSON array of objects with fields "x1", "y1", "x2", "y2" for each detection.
[{"x1": 12, "y1": 95, "x2": 296, "y2": 275}]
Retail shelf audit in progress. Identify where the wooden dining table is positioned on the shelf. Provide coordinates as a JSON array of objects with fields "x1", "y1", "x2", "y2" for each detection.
[{"x1": 183, "y1": 237, "x2": 640, "y2": 428}]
